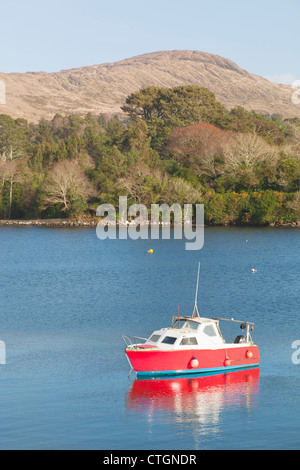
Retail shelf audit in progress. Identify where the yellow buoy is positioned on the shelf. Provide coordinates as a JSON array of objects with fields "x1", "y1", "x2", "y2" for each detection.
[{"x1": 148, "y1": 249, "x2": 153, "y2": 254}]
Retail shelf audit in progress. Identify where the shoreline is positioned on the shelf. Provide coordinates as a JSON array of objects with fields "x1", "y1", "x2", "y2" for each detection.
[
  {"x1": 0, "y1": 218, "x2": 299, "y2": 228},
  {"x1": 0, "y1": 218, "x2": 98, "y2": 227}
]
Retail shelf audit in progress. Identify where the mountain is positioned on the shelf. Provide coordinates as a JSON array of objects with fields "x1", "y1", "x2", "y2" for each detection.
[{"x1": 0, "y1": 50, "x2": 298, "y2": 123}]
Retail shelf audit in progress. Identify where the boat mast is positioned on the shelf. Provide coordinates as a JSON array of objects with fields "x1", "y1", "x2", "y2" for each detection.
[{"x1": 192, "y1": 262, "x2": 201, "y2": 318}]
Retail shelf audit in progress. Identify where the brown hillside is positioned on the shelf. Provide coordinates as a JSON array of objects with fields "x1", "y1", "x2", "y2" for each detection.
[{"x1": 0, "y1": 50, "x2": 298, "y2": 123}]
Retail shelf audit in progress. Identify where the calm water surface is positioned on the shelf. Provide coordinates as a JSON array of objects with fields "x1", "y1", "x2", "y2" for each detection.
[{"x1": 0, "y1": 226, "x2": 299, "y2": 449}]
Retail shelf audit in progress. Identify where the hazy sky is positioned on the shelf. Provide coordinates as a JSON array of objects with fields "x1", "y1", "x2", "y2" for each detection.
[{"x1": 1, "y1": 0, "x2": 299, "y2": 83}]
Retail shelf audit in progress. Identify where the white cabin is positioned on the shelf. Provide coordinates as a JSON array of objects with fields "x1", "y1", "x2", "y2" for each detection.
[{"x1": 144, "y1": 316, "x2": 253, "y2": 351}]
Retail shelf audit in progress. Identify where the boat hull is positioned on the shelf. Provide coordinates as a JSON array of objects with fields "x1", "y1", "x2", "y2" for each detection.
[{"x1": 126, "y1": 345, "x2": 259, "y2": 377}]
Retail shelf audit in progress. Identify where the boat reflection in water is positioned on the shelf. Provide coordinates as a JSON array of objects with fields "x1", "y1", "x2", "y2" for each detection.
[{"x1": 127, "y1": 368, "x2": 260, "y2": 430}]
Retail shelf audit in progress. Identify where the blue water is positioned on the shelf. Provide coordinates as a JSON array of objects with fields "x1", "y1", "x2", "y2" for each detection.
[{"x1": 0, "y1": 226, "x2": 299, "y2": 449}]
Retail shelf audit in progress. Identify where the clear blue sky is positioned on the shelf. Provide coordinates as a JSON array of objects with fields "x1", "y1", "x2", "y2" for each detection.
[{"x1": 1, "y1": 0, "x2": 299, "y2": 83}]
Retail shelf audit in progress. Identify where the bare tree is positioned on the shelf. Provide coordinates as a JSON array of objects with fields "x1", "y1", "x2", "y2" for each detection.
[
  {"x1": 280, "y1": 144, "x2": 300, "y2": 162},
  {"x1": 42, "y1": 159, "x2": 95, "y2": 212},
  {"x1": 223, "y1": 133, "x2": 279, "y2": 171},
  {"x1": 162, "y1": 178, "x2": 202, "y2": 206},
  {"x1": 117, "y1": 163, "x2": 202, "y2": 207},
  {"x1": 116, "y1": 164, "x2": 166, "y2": 206}
]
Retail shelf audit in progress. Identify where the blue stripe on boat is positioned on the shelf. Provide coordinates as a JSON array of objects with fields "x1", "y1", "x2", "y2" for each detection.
[{"x1": 136, "y1": 363, "x2": 260, "y2": 378}]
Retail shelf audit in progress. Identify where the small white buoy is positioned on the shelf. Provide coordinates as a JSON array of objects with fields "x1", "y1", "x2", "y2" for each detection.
[{"x1": 190, "y1": 357, "x2": 199, "y2": 368}]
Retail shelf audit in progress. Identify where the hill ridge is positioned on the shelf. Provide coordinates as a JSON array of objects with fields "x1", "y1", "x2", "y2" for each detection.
[{"x1": 0, "y1": 50, "x2": 298, "y2": 123}]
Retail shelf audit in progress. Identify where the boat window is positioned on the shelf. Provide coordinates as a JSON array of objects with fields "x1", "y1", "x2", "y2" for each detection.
[
  {"x1": 203, "y1": 325, "x2": 218, "y2": 337},
  {"x1": 180, "y1": 337, "x2": 198, "y2": 346},
  {"x1": 149, "y1": 334, "x2": 161, "y2": 343},
  {"x1": 162, "y1": 336, "x2": 177, "y2": 345},
  {"x1": 173, "y1": 319, "x2": 183, "y2": 329},
  {"x1": 183, "y1": 321, "x2": 199, "y2": 331}
]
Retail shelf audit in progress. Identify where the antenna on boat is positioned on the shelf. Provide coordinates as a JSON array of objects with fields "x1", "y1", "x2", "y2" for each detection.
[{"x1": 192, "y1": 262, "x2": 201, "y2": 318}]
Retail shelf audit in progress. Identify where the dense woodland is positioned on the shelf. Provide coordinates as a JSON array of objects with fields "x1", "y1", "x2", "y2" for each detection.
[{"x1": 0, "y1": 85, "x2": 300, "y2": 225}]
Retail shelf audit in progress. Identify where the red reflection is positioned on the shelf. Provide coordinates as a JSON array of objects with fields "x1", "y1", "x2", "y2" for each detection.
[{"x1": 127, "y1": 368, "x2": 260, "y2": 416}]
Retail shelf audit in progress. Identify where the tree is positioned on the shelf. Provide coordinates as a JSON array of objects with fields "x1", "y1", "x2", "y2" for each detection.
[
  {"x1": 122, "y1": 86, "x2": 229, "y2": 151},
  {"x1": 223, "y1": 133, "x2": 279, "y2": 171},
  {"x1": 287, "y1": 191, "x2": 300, "y2": 218},
  {"x1": 277, "y1": 156, "x2": 300, "y2": 192},
  {"x1": 122, "y1": 86, "x2": 227, "y2": 124},
  {"x1": 116, "y1": 163, "x2": 164, "y2": 206},
  {"x1": 0, "y1": 115, "x2": 28, "y2": 218},
  {"x1": 41, "y1": 159, "x2": 95, "y2": 214},
  {"x1": 227, "y1": 107, "x2": 256, "y2": 133},
  {"x1": 121, "y1": 120, "x2": 160, "y2": 167},
  {"x1": 161, "y1": 178, "x2": 202, "y2": 206},
  {"x1": 168, "y1": 122, "x2": 230, "y2": 179}
]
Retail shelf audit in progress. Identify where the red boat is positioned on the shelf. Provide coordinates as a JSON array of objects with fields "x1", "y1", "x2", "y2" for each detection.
[{"x1": 123, "y1": 264, "x2": 260, "y2": 378}]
